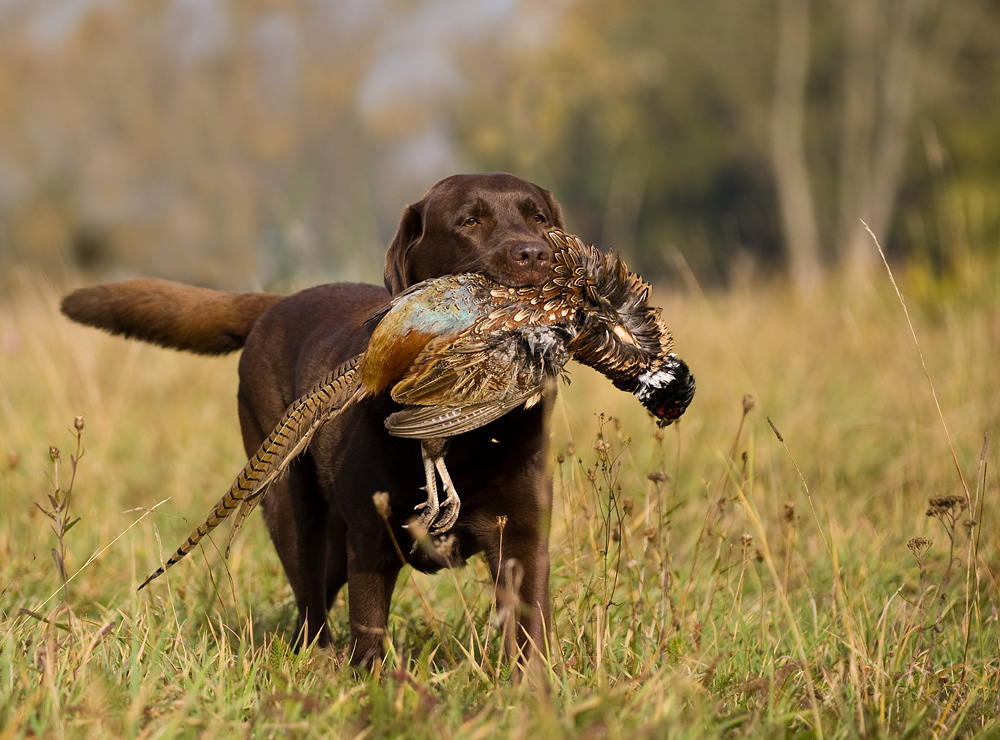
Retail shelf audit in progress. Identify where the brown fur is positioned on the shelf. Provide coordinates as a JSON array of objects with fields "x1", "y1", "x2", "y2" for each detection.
[
  {"x1": 61, "y1": 172, "x2": 565, "y2": 666},
  {"x1": 61, "y1": 278, "x2": 283, "y2": 356}
]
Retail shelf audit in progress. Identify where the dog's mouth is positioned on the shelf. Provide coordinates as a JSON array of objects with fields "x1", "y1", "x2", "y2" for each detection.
[{"x1": 491, "y1": 267, "x2": 550, "y2": 288}]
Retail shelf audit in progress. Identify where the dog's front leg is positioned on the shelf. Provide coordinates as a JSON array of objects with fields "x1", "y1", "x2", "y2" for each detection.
[
  {"x1": 483, "y1": 509, "x2": 553, "y2": 669},
  {"x1": 345, "y1": 553, "x2": 401, "y2": 667}
]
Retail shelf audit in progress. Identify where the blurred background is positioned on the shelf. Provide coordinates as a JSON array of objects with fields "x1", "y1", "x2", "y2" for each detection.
[{"x1": 0, "y1": 0, "x2": 997, "y2": 292}]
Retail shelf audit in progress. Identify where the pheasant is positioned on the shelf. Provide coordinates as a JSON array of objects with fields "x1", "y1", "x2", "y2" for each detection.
[{"x1": 137, "y1": 230, "x2": 695, "y2": 590}]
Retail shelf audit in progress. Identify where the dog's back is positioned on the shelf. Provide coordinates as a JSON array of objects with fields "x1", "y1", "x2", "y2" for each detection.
[{"x1": 61, "y1": 278, "x2": 283, "y2": 356}]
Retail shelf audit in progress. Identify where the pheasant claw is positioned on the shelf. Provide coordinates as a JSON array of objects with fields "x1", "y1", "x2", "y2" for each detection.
[
  {"x1": 428, "y1": 455, "x2": 460, "y2": 534},
  {"x1": 406, "y1": 449, "x2": 441, "y2": 532}
]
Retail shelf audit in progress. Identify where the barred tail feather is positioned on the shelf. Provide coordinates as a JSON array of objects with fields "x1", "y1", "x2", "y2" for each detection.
[
  {"x1": 137, "y1": 356, "x2": 363, "y2": 591},
  {"x1": 136, "y1": 494, "x2": 243, "y2": 590},
  {"x1": 224, "y1": 377, "x2": 355, "y2": 553}
]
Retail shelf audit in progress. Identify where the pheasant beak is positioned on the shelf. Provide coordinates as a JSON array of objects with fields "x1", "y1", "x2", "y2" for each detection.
[
  {"x1": 612, "y1": 323, "x2": 640, "y2": 347},
  {"x1": 654, "y1": 404, "x2": 685, "y2": 427}
]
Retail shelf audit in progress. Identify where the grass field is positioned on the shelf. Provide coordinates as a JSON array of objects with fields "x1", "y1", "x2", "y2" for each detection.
[{"x1": 1, "y1": 246, "x2": 998, "y2": 739}]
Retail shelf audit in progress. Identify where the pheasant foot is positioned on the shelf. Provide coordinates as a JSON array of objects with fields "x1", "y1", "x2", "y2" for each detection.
[{"x1": 407, "y1": 439, "x2": 461, "y2": 537}]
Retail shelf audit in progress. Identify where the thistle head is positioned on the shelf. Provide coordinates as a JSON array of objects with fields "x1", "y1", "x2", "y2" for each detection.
[{"x1": 633, "y1": 354, "x2": 695, "y2": 426}]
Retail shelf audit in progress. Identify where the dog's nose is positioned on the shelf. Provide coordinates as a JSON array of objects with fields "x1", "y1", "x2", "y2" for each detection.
[{"x1": 509, "y1": 241, "x2": 552, "y2": 267}]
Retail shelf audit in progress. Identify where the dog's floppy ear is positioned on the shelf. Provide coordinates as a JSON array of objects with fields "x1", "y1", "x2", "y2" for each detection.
[
  {"x1": 539, "y1": 185, "x2": 565, "y2": 230},
  {"x1": 384, "y1": 202, "x2": 423, "y2": 295}
]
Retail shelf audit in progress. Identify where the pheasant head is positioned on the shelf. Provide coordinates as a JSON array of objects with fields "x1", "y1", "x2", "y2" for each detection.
[
  {"x1": 632, "y1": 354, "x2": 696, "y2": 426},
  {"x1": 543, "y1": 230, "x2": 695, "y2": 426}
]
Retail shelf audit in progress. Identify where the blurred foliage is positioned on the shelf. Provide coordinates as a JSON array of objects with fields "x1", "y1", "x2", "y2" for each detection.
[
  {"x1": 0, "y1": 0, "x2": 997, "y2": 289},
  {"x1": 462, "y1": 0, "x2": 1000, "y2": 284},
  {"x1": 460, "y1": 1, "x2": 780, "y2": 280}
]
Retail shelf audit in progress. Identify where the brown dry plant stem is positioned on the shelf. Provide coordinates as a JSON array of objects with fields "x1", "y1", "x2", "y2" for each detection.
[
  {"x1": 767, "y1": 416, "x2": 875, "y2": 730},
  {"x1": 906, "y1": 535, "x2": 934, "y2": 683},
  {"x1": 865, "y1": 221, "x2": 984, "y2": 689},
  {"x1": 31, "y1": 416, "x2": 86, "y2": 625},
  {"x1": 920, "y1": 494, "x2": 973, "y2": 679},
  {"x1": 863, "y1": 221, "x2": 971, "y2": 503},
  {"x1": 766, "y1": 417, "x2": 864, "y2": 735},
  {"x1": 595, "y1": 421, "x2": 628, "y2": 615},
  {"x1": 781, "y1": 500, "x2": 796, "y2": 596},
  {"x1": 960, "y1": 438, "x2": 988, "y2": 688},
  {"x1": 583, "y1": 416, "x2": 630, "y2": 674},
  {"x1": 679, "y1": 394, "x2": 755, "y2": 615},
  {"x1": 730, "y1": 456, "x2": 826, "y2": 739}
]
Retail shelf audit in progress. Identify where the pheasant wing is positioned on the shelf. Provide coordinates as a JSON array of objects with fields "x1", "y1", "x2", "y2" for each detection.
[
  {"x1": 386, "y1": 325, "x2": 570, "y2": 438},
  {"x1": 384, "y1": 389, "x2": 540, "y2": 438},
  {"x1": 390, "y1": 332, "x2": 517, "y2": 406}
]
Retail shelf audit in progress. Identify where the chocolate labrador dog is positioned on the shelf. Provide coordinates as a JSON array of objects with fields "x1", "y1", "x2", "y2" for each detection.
[{"x1": 62, "y1": 172, "x2": 564, "y2": 665}]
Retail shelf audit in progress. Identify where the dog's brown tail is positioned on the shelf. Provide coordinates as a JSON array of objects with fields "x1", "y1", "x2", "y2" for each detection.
[
  {"x1": 61, "y1": 278, "x2": 283, "y2": 355},
  {"x1": 137, "y1": 355, "x2": 364, "y2": 591}
]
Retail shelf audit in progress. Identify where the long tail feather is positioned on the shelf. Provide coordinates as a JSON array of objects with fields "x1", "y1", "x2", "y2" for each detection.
[{"x1": 137, "y1": 356, "x2": 362, "y2": 591}]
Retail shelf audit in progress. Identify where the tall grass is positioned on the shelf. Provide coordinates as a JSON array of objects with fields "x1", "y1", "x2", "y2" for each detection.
[{"x1": 1, "y1": 249, "x2": 998, "y2": 738}]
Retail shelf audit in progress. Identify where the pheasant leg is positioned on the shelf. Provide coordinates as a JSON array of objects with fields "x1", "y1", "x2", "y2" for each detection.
[
  {"x1": 429, "y1": 454, "x2": 460, "y2": 533},
  {"x1": 408, "y1": 449, "x2": 441, "y2": 530},
  {"x1": 408, "y1": 439, "x2": 461, "y2": 536}
]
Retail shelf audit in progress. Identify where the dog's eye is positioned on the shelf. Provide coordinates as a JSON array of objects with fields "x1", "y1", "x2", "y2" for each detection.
[
  {"x1": 463, "y1": 217, "x2": 480, "y2": 227},
  {"x1": 533, "y1": 214, "x2": 547, "y2": 224}
]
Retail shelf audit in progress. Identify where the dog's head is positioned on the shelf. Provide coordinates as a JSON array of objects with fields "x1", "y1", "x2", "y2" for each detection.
[{"x1": 384, "y1": 172, "x2": 565, "y2": 294}]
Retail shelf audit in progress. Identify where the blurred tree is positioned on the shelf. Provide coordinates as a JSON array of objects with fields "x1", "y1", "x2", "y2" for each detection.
[
  {"x1": 1, "y1": 0, "x2": 997, "y2": 290},
  {"x1": 0, "y1": 0, "x2": 567, "y2": 289},
  {"x1": 832, "y1": 0, "x2": 935, "y2": 282},
  {"x1": 460, "y1": 0, "x2": 784, "y2": 282},
  {"x1": 458, "y1": 0, "x2": 1000, "y2": 288},
  {"x1": 771, "y1": 0, "x2": 822, "y2": 293}
]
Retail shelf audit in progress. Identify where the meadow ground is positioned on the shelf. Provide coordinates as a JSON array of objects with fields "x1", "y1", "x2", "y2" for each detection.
[{"x1": 1, "y1": 247, "x2": 998, "y2": 739}]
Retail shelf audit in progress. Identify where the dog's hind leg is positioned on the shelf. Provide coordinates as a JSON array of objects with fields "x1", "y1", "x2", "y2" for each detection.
[{"x1": 266, "y1": 465, "x2": 335, "y2": 651}]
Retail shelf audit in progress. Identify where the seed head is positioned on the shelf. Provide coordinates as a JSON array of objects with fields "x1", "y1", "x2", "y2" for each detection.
[
  {"x1": 907, "y1": 537, "x2": 933, "y2": 558},
  {"x1": 407, "y1": 517, "x2": 428, "y2": 540},
  {"x1": 74, "y1": 416, "x2": 85, "y2": 432},
  {"x1": 434, "y1": 534, "x2": 458, "y2": 561},
  {"x1": 372, "y1": 492, "x2": 391, "y2": 519},
  {"x1": 767, "y1": 416, "x2": 784, "y2": 442},
  {"x1": 783, "y1": 501, "x2": 796, "y2": 523},
  {"x1": 926, "y1": 495, "x2": 968, "y2": 518},
  {"x1": 594, "y1": 437, "x2": 611, "y2": 457}
]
